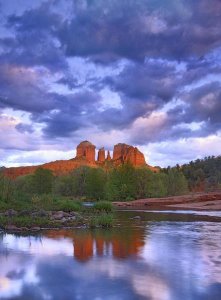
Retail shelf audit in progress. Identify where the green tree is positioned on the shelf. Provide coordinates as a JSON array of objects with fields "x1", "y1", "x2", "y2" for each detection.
[
  {"x1": 85, "y1": 168, "x2": 106, "y2": 200},
  {"x1": 71, "y1": 166, "x2": 90, "y2": 197},
  {"x1": 106, "y1": 164, "x2": 137, "y2": 201},
  {"x1": 53, "y1": 175, "x2": 74, "y2": 196},
  {"x1": 148, "y1": 172, "x2": 168, "y2": 197},
  {"x1": 32, "y1": 168, "x2": 54, "y2": 194},
  {"x1": 0, "y1": 172, "x2": 14, "y2": 202},
  {"x1": 135, "y1": 168, "x2": 153, "y2": 198},
  {"x1": 167, "y1": 169, "x2": 188, "y2": 196}
]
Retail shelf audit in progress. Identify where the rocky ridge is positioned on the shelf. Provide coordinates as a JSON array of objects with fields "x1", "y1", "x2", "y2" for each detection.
[{"x1": 3, "y1": 141, "x2": 157, "y2": 178}]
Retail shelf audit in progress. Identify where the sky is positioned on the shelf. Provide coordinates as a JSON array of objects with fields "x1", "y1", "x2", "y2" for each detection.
[{"x1": 0, "y1": 0, "x2": 221, "y2": 168}]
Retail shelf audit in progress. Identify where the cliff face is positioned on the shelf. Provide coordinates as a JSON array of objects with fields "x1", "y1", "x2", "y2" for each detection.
[
  {"x1": 3, "y1": 141, "x2": 155, "y2": 179},
  {"x1": 113, "y1": 143, "x2": 146, "y2": 166},
  {"x1": 97, "y1": 147, "x2": 105, "y2": 162},
  {"x1": 76, "y1": 141, "x2": 96, "y2": 162}
]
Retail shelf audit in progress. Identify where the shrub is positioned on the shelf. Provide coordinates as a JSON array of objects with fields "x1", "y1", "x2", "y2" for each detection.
[
  {"x1": 56, "y1": 200, "x2": 82, "y2": 212},
  {"x1": 94, "y1": 201, "x2": 113, "y2": 213},
  {"x1": 89, "y1": 214, "x2": 113, "y2": 228}
]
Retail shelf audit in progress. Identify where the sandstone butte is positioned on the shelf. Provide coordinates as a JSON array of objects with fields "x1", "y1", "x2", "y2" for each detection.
[{"x1": 3, "y1": 141, "x2": 158, "y2": 179}]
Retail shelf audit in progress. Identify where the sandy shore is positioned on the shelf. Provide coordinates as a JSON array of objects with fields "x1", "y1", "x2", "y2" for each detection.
[{"x1": 113, "y1": 192, "x2": 221, "y2": 210}]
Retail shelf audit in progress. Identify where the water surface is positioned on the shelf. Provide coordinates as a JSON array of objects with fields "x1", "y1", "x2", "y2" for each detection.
[{"x1": 0, "y1": 210, "x2": 221, "y2": 300}]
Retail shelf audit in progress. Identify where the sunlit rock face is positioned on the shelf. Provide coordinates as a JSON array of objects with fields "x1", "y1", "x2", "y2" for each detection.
[
  {"x1": 4, "y1": 141, "x2": 151, "y2": 178},
  {"x1": 76, "y1": 141, "x2": 96, "y2": 162},
  {"x1": 113, "y1": 143, "x2": 146, "y2": 166},
  {"x1": 97, "y1": 147, "x2": 105, "y2": 162}
]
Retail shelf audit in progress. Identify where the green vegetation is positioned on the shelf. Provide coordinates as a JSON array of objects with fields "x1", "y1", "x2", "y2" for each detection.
[
  {"x1": 180, "y1": 156, "x2": 221, "y2": 191},
  {"x1": 0, "y1": 193, "x2": 82, "y2": 212},
  {"x1": 89, "y1": 214, "x2": 114, "y2": 228},
  {"x1": 0, "y1": 164, "x2": 190, "y2": 208},
  {"x1": 1, "y1": 155, "x2": 220, "y2": 231},
  {"x1": 2, "y1": 155, "x2": 221, "y2": 210},
  {"x1": 0, "y1": 216, "x2": 52, "y2": 228},
  {"x1": 94, "y1": 201, "x2": 113, "y2": 213}
]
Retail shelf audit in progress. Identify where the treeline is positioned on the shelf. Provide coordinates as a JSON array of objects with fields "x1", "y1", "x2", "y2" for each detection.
[
  {"x1": 1, "y1": 155, "x2": 220, "y2": 203},
  {"x1": 179, "y1": 156, "x2": 221, "y2": 191},
  {"x1": 0, "y1": 164, "x2": 188, "y2": 202}
]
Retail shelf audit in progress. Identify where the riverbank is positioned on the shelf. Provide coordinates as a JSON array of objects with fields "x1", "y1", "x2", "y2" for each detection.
[
  {"x1": 0, "y1": 202, "x2": 114, "y2": 232},
  {"x1": 113, "y1": 192, "x2": 221, "y2": 210}
]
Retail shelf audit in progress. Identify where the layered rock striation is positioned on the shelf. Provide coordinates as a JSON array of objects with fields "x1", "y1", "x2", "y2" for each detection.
[{"x1": 3, "y1": 141, "x2": 155, "y2": 178}]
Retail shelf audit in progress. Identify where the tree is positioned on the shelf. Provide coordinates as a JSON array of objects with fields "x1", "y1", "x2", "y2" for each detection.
[
  {"x1": 106, "y1": 164, "x2": 137, "y2": 201},
  {"x1": 85, "y1": 168, "x2": 106, "y2": 200},
  {"x1": 0, "y1": 172, "x2": 14, "y2": 202},
  {"x1": 167, "y1": 169, "x2": 188, "y2": 196},
  {"x1": 32, "y1": 168, "x2": 54, "y2": 194},
  {"x1": 53, "y1": 175, "x2": 74, "y2": 196},
  {"x1": 135, "y1": 168, "x2": 153, "y2": 199}
]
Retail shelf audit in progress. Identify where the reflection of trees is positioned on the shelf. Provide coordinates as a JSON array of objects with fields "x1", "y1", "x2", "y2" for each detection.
[{"x1": 45, "y1": 228, "x2": 145, "y2": 262}]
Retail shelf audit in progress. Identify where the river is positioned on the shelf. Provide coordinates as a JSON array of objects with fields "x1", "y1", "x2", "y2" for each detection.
[{"x1": 0, "y1": 210, "x2": 221, "y2": 300}]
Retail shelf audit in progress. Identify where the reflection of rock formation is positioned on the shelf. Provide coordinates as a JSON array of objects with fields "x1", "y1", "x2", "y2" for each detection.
[
  {"x1": 74, "y1": 233, "x2": 94, "y2": 262},
  {"x1": 45, "y1": 228, "x2": 145, "y2": 262},
  {"x1": 4, "y1": 140, "x2": 158, "y2": 179}
]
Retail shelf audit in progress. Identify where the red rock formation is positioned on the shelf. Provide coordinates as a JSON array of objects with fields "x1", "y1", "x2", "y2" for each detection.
[
  {"x1": 76, "y1": 141, "x2": 96, "y2": 162},
  {"x1": 113, "y1": 143, "x2": 130, "y2": 161},
  {"x1": 106, "y1": 151, "x2": 111, "y2": 161},
  {"x1": 113, "y1": 143, "x2": 146, "y2": 166},
  {"x1": 126, "y1": 146, "x2": 146, "y2": 166},
  {"x1": 97, "y1": 147, "x2": 105, "y2": 162},
  {"x1": 3, "y1": 141, "x2": 153, "y2": 179}
]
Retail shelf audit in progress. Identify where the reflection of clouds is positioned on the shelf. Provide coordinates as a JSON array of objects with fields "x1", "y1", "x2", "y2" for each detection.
[
  {"x1": 0, "y1": 256, "x2": 38, "y2": 299},
  {"x1": 3, "y1": 234, "x2": 73, "y2": 257},
  {"x1": 82, "y1": 258, "x2": 171, "y2": 299},
  {"x1": 199, "y1": 223, "x2": 221, "y2": 284},
  {"x1": 141, "y1": 222, "x2": 221, "y2": 299},
  {"x1": 0, "y1": 232, "x2": 171, "y2": 299},
  {"x1": 0, "y1": 277, "x2": 10, "y2": 291},
  {"x1": 132, "y1": 274, "x2": 170, "y2": 300},
  {"x1": 0, "y1": 221, "x2": 221, "y2": 300},
  {"x1": 0, "y1": 276, "x2": 22, "y2": 299}
]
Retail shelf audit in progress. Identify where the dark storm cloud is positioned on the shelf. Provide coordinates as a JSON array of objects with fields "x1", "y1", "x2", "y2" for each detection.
[
  {"x1": 33, "y1": 91, "x2": 102, "y2": 138},
  {"x1": 108, "y1": 60, "x2": 180, "y2": 101},
  {"x1": 3, "y1": 0, "x2": 221, "y2": 64},
  {"x1": 180, "y1": 82, "x2": 221, "y2": 131},
  {"x1": 0, "y1": 2, "x2": 66, "y2": 72},
  {"x1": 58, "y1": 0, "x2": 221, "y2": 62},
  {"x1": 0, "y1": 0, "x2": 221, "y2": 147},
  {"x1": 0, "y1": 64, "x2": 57, "y2": 113}
]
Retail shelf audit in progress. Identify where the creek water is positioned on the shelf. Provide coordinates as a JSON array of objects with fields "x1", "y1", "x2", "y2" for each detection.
[{"x1": 0, "y1": 210, "x2": 221, "y2": 300}]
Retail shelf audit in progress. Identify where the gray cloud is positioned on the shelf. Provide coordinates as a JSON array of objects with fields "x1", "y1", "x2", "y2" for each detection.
[{"x1": 0, "y1": 0, "x2": 221, "y2": 161}]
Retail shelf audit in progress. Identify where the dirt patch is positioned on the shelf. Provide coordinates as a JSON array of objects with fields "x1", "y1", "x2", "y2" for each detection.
[{"x1": 113, "y1": 192, "x2": 221, "y2": 211}]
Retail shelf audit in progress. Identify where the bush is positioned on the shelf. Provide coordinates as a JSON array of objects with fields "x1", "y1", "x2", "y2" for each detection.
[
  {"x1": 89, "y1": 214, "x2": 113, "y2": 228},
  {"x1": 56, "y1": 200, "x2": 82, "y2": 212},
  {"x1": 94, "y1": 201, "x2": 113, "y2": 213}
]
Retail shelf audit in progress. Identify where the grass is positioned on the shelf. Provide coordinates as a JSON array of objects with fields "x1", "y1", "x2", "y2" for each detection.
[
  {"x1": 0, "y1": 216, "x2": 53, "y2": 228},
  {"x1": 89, "y1": 213, "x2": 114, "y2": 228},
  {"x1": 93, "y1": 201, "x2": 113, "y2": 213},
  {"x1": 0, "y1": 214, "x2": 85, "y2": 230},
  {"x1": 0, "y1": 194, "x2": 82, "y2": 212},
  {"x1": 0, "y1": 195, "x2": 114, "y2": 231}
]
